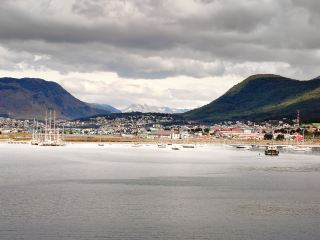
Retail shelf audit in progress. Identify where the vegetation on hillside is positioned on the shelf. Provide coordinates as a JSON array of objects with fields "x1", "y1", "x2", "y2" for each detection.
[{"x1": 184, "y1": 74, "x2": 320, "y2": 122}]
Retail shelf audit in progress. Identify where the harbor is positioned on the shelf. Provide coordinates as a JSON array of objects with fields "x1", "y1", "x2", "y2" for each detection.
[{"x1": 1, "y1": 143, "x2": 320, "y2": 240}]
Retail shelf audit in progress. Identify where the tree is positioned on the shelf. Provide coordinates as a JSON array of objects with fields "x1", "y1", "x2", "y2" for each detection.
[
  {"x1": 204, "y1": 128, "x2": 210, "y2": 133},
  {"x1": 264, "y1": 133, "x2": 273, "y2": 140},
  {"x1": 276, "y1": 134, "x2": 285, "y2": 141}
]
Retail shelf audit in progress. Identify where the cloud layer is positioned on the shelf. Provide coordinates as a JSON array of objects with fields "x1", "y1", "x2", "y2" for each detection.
[{"x1": 0, "y1": 0, "x2": 319, "y2": 108}]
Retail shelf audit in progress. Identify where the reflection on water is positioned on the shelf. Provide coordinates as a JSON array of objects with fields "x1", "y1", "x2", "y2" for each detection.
[{"x1": 0, "y1": 143, "x2": 320, "y2": 240}]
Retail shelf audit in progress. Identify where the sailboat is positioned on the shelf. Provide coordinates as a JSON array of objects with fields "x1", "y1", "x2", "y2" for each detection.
[
  {"x1": 98, "y1": 134, "x2": 104, "y2": 146},
  {"x1": 157, "y1": 138, "x2": 166, "y2": 148},
  {"x1": 31, "y1": 119, "x2": 39, "y2": 145},
  {"x1": 182, "y1": 136, "x2": 195, "y2": 148},
  {"x1": 33, "y1": 110, "x2": 65, "y2": 146}
]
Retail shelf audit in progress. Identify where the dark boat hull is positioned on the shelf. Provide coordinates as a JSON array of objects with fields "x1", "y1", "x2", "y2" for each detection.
[{"x1": 265, "y1": 150, "x2": 279, "y2": 156}]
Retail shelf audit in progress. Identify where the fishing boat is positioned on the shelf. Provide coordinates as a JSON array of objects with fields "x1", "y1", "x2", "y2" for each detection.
[{"x1": 265, "y1": 146, "x2": 279, "y2": 156}]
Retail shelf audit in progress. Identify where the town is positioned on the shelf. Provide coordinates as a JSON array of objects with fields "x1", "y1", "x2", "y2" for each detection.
[{"x1": 1, "y1": 112, "x2": 320, "y2": 144}]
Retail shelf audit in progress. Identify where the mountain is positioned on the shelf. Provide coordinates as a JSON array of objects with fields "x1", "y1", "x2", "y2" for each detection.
[
  {"x1": 183, "y1": 74, "x2": 320, "y2": 122},
  {"x1": 0, "y1": 77, "x2": 110, "y2": 119},
  {"x1": 88, "y1": 103, "x2": 121, "y2": 113},
  {"x1": 122, "y1": 104, "x2": 189, "y2": 114}
]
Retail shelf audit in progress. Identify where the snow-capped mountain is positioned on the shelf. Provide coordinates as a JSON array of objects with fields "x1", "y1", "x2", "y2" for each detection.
[{"x1": 122, "y1": 104, "x2": 189, "y2": 114}]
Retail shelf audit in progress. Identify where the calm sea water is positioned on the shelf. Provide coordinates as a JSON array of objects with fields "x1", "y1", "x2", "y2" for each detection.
[{"x1": 0, "y1": 143, "x2": 320, "y2": 240}]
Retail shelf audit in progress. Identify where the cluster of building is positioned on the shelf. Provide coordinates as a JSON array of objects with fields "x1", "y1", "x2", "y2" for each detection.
[
  {"x1": 1, "y1": 114, "x2": 320, "y2": 141},
  {"x1": 0, "y1": 118, "x2": 32, "y2": 134},
  {"x1": 51, "y1": 116, "x2": 320, "y2": 141}
]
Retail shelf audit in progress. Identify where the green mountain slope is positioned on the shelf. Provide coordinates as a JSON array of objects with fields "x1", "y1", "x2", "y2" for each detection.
[
  {"x1": 0, "y1": 77, "x2": 110, "y2": 119},
  {"x1": 184, "y1": 74, "x2": 320, "y2": 122}
]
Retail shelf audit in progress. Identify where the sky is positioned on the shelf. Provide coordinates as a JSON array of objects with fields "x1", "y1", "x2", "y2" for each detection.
[{"x1": 0, "y1": 0, "x2": 319, "y2": 109}]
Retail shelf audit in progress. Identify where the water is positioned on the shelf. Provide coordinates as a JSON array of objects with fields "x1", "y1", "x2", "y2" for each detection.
[{"x1": 0, "y1": 143, "x2": 320, "y2": 240}]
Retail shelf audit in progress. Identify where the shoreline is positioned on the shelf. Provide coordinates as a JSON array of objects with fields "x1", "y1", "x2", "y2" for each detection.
[{"x1": 1, "y1": 136, "x2": 320, "y2": 148}]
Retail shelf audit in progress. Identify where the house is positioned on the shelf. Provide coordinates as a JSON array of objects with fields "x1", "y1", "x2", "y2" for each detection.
[{"x1": 147, "y1": 130, "x2": 181, "y2": 139}]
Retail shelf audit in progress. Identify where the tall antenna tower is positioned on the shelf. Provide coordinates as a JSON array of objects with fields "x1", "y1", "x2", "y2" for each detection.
[{"x1": 297, "y1": 110, "x2": 300, "y2": 127}]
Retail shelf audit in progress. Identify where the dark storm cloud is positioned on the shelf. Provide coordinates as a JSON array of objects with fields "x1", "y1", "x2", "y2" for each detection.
[{"x1": 0, "y1": 0, "x2": 319, "y2": 79}]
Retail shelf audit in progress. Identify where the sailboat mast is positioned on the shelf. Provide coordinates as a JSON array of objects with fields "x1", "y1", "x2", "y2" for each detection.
[
  {"x1": 49, "y1": 110, "x2": 52, "y2": 142},
  {"x1": 53, "y1": 110, "x2": 56, "y2": 142},
  {"x1": 32, "y1": 118, "x2": 35, "y2": 142},
  {"x1": 62, "y1": 126, "x2": 65, "y2": 141},
  {"x1": 45, "y1": 110, "x2": 48, "y2": 142},
  {"x1": 36, "y1": 120, "x2": 39, "y2": 142}
]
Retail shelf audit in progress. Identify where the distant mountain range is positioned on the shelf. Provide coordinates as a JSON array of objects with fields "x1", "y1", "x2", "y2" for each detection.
[
  {"x1": 0, "y1": 77, "x2": 187, "y2": 119},
  {"x1": 0, "y1": 77, "x2": 111, "y2": 119},
  {"x1": 184, "y1": 74, "x2": 320, "y2": 122},
  {"x1": 122, "y1": 104, "x2": 189, "y2": 114},
  {"x1": 2, "y1": 75, "x2": 320, "y2": 122},
  {"x1": 88, "y1": 103, "x2": 121, "y2": 113}
]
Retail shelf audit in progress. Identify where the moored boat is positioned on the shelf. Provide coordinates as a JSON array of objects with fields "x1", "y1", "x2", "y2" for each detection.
[
  {"x1": 282, "y1": 145, "x2": 294, "y2": 149},
  {"x1": 236, "y1": 145, "x2": 252, "y2": 150},
  {"x1": 265, "y1": 146, "x2": 279, "y2": 156},
  {"x1": 182, "y1": 144, "x2": 195, "y2": 148},
  {"x1": 158, "y1": 144, "x2": 166, "y2": 148},
  {"x1": 132, "y1": 143, "x2": 142, "y2": 147},
  {"x1": 292, "y1": 146, "x2": 312, "y2": 152}
]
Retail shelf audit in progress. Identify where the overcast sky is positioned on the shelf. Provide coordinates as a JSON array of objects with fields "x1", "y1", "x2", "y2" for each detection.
[{"x1": 0, "y1": 0, "x2": 319, "y2": 109}]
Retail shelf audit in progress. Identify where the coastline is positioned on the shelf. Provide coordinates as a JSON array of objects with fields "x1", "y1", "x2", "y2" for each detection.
[{"x1": 1, "y1": 133, "x2": 320, "y2": 147}]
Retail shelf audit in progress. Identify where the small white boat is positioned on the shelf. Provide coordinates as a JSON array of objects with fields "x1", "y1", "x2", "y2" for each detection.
[
  {"x1": 132, "y1": 143, "x2": 142, "y2": 147},
  {"x1": 158, "y1": 144, "x2": 166, "y2": 148},
  {"x1": 282, "y1": 145, "x2": 294, "y2": 149},
  {"x1": 236, "y1": 145, "x2": 252, "y2": 150},
  {"x1": 292, "y1": 146, "x2": 312, "y2": 152},
  {"x1": 182, "y1": 144, "x2": 195, "y2": 149},
  {"x1": 172, "y1": 145, "x2": 180, "y2": 150},
  {"x1": 222, "y1": 144, "x2": 233, "y2": 148}
]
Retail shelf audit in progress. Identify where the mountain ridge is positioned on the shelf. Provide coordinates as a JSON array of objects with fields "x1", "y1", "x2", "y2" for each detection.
[
  {"x1": 0, "y1": 77, "x2": 110, "y2": 119},
  {"x1": 184, "y1": 74, "x2": 320, "y2": 122}
]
